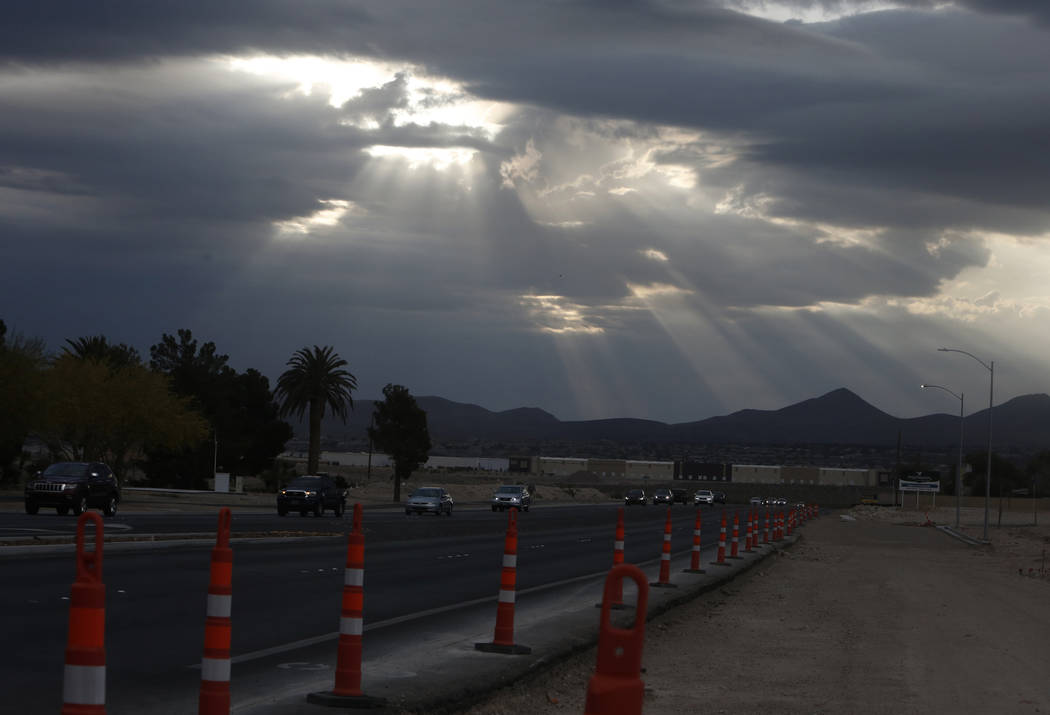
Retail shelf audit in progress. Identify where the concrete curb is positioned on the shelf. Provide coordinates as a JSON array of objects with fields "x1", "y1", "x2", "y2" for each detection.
[{"x1": 936, "y1": 524, "x2": 992, "y2": 546}]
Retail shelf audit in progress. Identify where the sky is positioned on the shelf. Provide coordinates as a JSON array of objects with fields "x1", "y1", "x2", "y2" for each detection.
[{"x1": 3, "y1": 0, "x2": 1049, "y2": 424}]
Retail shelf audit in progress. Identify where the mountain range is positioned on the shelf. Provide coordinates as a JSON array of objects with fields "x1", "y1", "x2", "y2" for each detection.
[{"x1": 297, "y1": 388, "x2": 1050, "y2": 451}]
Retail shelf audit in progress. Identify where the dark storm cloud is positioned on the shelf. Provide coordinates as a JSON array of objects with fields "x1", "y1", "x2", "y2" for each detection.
[
  {"x1": 3, "y1": 0, "x2": 1050, "y2": 420},
  {"x1": 0, "y1": 0, "x2": 372, "y2": 63}
]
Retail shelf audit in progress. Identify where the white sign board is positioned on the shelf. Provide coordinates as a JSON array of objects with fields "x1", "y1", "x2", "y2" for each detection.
[
  {"x1": 898, "y1": 479, "x2": 940, "y2": 493},
  {"x1": 214, "y1": 472, "x2": 231, "y2": 493}
]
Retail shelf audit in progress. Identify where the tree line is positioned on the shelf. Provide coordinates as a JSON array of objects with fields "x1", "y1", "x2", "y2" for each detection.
[{"x1": 0, "y1": 320, "x2": 429, "y2": 500}]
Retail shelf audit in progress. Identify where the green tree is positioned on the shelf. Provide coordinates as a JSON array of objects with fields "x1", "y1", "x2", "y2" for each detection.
[
  {"x1": 64, "y1": 335, "x2": 142, "y2": 370},
  {"x1": 0, "y1": 320, "x2": 48, "y2": 483},
  {"x1": 275, "y1": 346, "x2": 357, "y2": 475},
  {"x1": 368, "y1": 384, "x2": 431, "y2": 503},
  {"x1": 146, "y1": 330, "x2": 292, "y2": 488},
  {"x1": 39, "y1": 353, "x2": 207, "y2": 480}
]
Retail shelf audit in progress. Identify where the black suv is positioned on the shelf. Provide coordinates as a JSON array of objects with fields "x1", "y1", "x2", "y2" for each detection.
[
  {"x1": 671, "y1": 488, "x2": 690, "y2": 505},
  {"x1": 277, "y1": 475, "x2": 346, "y2": 517},
  {"x1": 25, "y1": 462, "x2": 120, "y2": 517}
]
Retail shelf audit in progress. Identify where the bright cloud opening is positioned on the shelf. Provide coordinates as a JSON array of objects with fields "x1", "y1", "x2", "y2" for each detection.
[
  {"x1": 225, "y1": 54, "x2": 511, "y2": 134},
  {"x1": 364, "y1": 145, "x2": 478, "y2": 171},
  {"x1": 521, "y1": 294, "x2": 605, "y2": 334},
  {"x1": 275, "y1": 199, "x2": 356, "y2": 236},
  {"x1": 225, "y1": 54, "x2": 513, "y2": 172}
]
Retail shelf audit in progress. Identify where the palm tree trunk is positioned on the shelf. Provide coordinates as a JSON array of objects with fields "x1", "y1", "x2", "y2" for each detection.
[{"x1": 308, "y1": 399, "x2": 322, "y2": 474}]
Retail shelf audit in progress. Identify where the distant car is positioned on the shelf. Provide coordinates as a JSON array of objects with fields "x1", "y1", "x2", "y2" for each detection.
[
  {"x1": 277, "y1": 475, "x2": 346, "y2": 517},
  {"x1": 624, "y1": 489, "x2": 647, "y2": 505},
  {"x1": 671, "y1": 488, "x2": 690, "y2": 505},
  {"x1": 713, "y1": 491, "x2": 727, "y2": 504},
  {"x1": 773, "y1": 497, "x2": 788, "y2": 506},
  {"x1": 693, "y1": 489, "x2": 714, "y2": 505},
  {"x1": 24, "y1": 462, "x2": 120, "y2": 517},
  {"x1": 405, "y1": 486, "x2": 454, "y2": 516},
  {"x1": 651, "y1": 488, "x2": 673, "y2": 506},
  {"x1": 750, "y1": 496, "x2": 764, "y2": 506},
  {"x1": 491, "y1": 484, "x2": 531, "y2": 512}
]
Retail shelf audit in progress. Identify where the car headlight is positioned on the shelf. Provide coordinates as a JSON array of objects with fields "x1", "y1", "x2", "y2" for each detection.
[
  {"x1": 63, "y1": 483, "x2": 78, "y2": 491},
  {"x1": 304, "y1": 490, "x2": 317, "y2": 497},
  {"x1": 280, "y1": 490, "x2": 287, "y2": 495}
]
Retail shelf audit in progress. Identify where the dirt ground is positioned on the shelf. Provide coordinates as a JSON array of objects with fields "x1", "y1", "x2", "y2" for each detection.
[{"x1": 455, "y1": 505, "x2": 1050, "y2": 715}]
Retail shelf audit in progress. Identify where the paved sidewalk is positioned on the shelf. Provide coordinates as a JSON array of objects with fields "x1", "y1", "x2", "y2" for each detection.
[{"x1": 459, "y1": 513, "x2": 1050, "y2": 715}]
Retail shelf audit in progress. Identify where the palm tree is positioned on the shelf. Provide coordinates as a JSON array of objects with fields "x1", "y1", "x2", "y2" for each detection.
[{"x1": 275, "y1": 346, "x2": 357, "y2": 474}]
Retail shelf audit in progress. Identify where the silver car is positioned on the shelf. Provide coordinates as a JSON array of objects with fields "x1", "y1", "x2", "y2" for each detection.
[
  {"x1": 405, "y1": 487, "x2": 454, "y2": 516},
  {"x1": 693, "y1": 489, "x2": 714, "y2": 505}
]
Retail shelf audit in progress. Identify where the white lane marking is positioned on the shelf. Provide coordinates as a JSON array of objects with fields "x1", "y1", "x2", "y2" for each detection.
[
  {"x1": 276, "y1": 662, "x2": 328, "y2": 671},
  {"x1": 2, "y1": 522, "x2": 132, "y2": 534}
]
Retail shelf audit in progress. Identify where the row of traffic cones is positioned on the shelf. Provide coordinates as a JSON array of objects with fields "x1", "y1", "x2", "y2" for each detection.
[
  {"x1": 583, "y1": 503, "x2": 819, "y2": 715},
  {"x1": 59, "y1": 501, "x2": 818, "y2": 713},
  {"x1": 60, "y1": 510, "x2": 238, "y2": 715}
]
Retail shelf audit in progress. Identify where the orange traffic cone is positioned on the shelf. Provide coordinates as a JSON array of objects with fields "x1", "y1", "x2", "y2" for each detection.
[
  {"x1": 584, "y1": 564, "x2": 650, "y2": 715},
  {"x1": 199, "y1": 508, "x2": 233, "y2": 715},
  {"x1": 682, "y1": 508, "x2": 705, "y2": 574},
  {"x1": 597, "y1": 508, "x2": 629, "y2": 608},
  {"x1": 728, "y1": 512, "x2": 742, "y2": 559},
  {"x1": 62, "y1": 512, "x2": 106, "y2": 715},
  {"x1": 711, "y1": 509, "x2": 730, "y2": 567},
  {"x1": 650, "y1": 508, "x2": 676, "y2": 589},
  {"x1": 476, "y1": 508, "x2": 531, "y2": 654},
  {"x1": 307, "y1": 504, "x2": 385, "y2": 707}
]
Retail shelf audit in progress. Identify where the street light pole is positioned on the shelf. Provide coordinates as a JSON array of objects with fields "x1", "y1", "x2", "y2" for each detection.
[
  {"x1": 938, "y1": 348, "x2": 994, "y2": 541},
  {"x1": 920, "y1": 383, "x2": 964, "y2": 529}
]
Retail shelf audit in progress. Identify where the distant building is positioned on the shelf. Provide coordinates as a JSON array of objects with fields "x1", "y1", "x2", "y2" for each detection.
[
  {"x1": 624, "y1": 460, "x2": 674, "y2": 480},
  {"x1": 730, "y1": 464, "x2": 779, "y2": 484},
  {"x1": 674, "y1": 461, "x2": 731, "y2": 481}
]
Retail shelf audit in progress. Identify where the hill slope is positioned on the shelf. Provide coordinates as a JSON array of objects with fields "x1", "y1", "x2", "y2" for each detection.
[{"x1": 297, "y1": 389, "x2": 1050, "y2": 450}]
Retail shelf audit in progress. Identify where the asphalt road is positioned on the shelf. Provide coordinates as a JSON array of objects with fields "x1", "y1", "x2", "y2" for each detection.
[{"x1": 0, "y1": 502, "x2": 751, "y2": 714}]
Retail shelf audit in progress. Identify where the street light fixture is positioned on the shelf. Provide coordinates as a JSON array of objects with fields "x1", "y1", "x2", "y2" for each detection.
[
  {"x1": 920, "y1": 383, "x2": 964, "y2": 528},
  {"x1": 937, "y1": 347, "x2": 994, "y2": 541}
]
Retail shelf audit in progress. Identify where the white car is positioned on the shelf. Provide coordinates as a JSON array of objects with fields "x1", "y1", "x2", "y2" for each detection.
[{"x1": 693, "y1": 489, "x2": 715, "y2": 505}]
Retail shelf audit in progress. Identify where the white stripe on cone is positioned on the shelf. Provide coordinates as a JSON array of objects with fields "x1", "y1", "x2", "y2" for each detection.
[
  {"x1": 502, "y1": 554, "x2": 517, "y2": 569},
  {"x1": 201, "y1": 657, "x2": 231, "y2": 682},
  {"x1": 339, "y1": 616, "x2": 363, "y2": 636},
  {"x1": 344, "y1": 568, "x2": 364, "y2": 587},
  {"x1": 498, "y1": 589, "x2": 516, "y2": 603},
  {"x1": 63, "y1": 665, "x2": 105, "y2": 706},
  {"x1": 206, "y1": 593, "x2": 232, "y2": 618}
]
